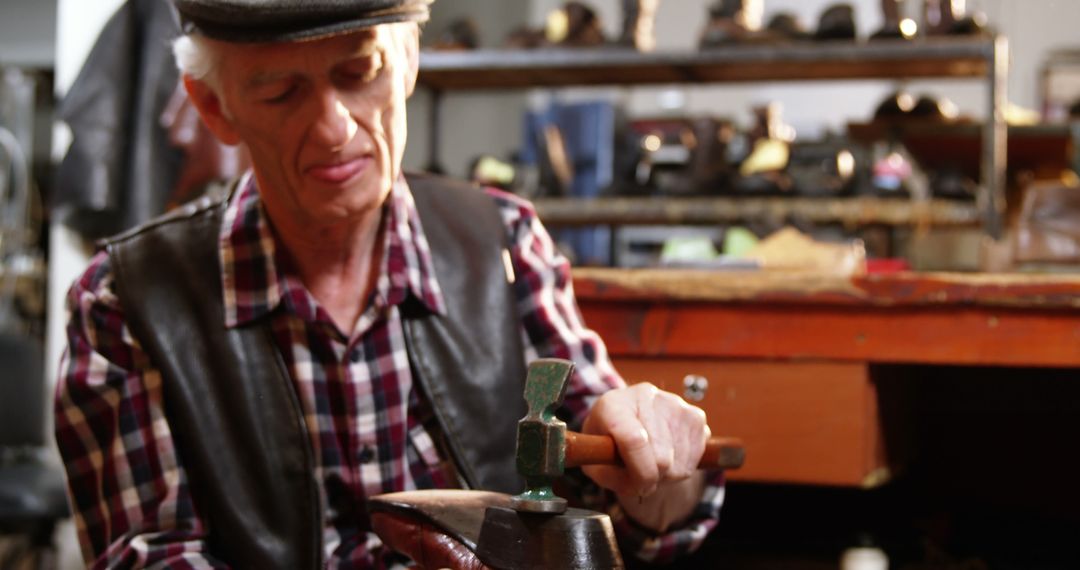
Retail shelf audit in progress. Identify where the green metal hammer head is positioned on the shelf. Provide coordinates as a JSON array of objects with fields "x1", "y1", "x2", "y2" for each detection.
[{"x1": 511, "y1": 358, "x2": 575, "y2": 514}]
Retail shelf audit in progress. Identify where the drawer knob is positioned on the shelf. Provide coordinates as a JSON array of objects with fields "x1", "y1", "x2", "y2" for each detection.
[{"x1": 682, "y1": 374, "x2": 709, "y2": 402}]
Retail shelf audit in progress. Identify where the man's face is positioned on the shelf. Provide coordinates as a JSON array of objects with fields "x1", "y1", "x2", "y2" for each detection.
[{"x1": 192, "y1": 24, "x2": 419, "y2": 229}]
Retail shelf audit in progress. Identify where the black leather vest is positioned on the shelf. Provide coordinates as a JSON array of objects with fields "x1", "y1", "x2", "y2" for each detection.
[{"x1": 105, "y1": 173, "x2": 527, "y2": 568}]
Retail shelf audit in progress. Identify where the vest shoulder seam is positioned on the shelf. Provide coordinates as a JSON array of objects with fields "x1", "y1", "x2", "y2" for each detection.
[{"x1": 100, "y1": 185, "x2": 231, "y2": 248}]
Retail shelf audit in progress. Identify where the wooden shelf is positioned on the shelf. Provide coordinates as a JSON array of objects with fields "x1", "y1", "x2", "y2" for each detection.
[
  {"x1": 532, "y1": 196, "x2": 980, "y2": 228},
  {"x1": 418, "y1": 37, "x2": 995, "y2": 90},
  {"x1": 418, "y1": 35, "x2": 1009, "y2": 238}
]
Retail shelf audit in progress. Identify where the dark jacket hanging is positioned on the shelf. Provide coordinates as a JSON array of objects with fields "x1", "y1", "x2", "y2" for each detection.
[{"x1": 55, "y1": 0, "x2": 183, "y2": 238}]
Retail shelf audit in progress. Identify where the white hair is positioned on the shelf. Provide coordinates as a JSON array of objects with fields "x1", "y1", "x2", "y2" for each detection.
[{"x1": 171, "y1": 34, "x2": 219, "y2": 84}]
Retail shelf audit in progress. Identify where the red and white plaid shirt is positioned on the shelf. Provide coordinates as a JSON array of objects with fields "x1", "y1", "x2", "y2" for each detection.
[{"x1": 56, "y1": 174, "x2": 725, "y2": 568}]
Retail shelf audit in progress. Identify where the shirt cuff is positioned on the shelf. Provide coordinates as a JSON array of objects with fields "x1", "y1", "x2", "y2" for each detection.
[{"x1": 608, "y1": 470, "x2": 727, "y2": 564}]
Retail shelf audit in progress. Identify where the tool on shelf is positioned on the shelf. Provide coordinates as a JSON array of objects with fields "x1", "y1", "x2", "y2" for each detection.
[
  {"x1": 872, "y1": 0, "x2": 917, "y2": 40},
  {"x1": 620, "y1": 0, "x2": 660, "y2": 51}
]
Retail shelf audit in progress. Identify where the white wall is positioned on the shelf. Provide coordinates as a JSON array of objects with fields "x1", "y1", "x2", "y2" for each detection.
[
  {"x1": 46, "y1": 0, "x2": 127, "y2": 411},
  {"x1": 992, "y1": 0, "x2": 1080, "y2": 114},
  {"x1": 0, "y1": 0, "x2": 58, "y2": 68}
]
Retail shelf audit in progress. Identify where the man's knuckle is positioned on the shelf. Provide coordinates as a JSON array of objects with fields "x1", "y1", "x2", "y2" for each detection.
[
  {"x1": 622, "y1": 427, "x2": 650, "y2": 451},
  {"x1": 670, "y1": 466, "x2": 693, "y2": 480},
  {"x1": 631, "y1": 382, "x2": 658, "y2": 397},
  {"x1": 636, "y1": 471, "x2": 660, "y2": 490}
]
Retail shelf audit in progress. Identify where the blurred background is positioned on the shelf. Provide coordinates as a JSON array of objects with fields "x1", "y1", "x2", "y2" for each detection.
[{"x1": 3, "y1": 0, "x2": 1080, "y2": 568}]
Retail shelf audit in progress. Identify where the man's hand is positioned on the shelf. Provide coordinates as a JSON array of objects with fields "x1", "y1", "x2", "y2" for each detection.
[{"x1": 581, "y1": 383, "x2": 710, "y2": 533}]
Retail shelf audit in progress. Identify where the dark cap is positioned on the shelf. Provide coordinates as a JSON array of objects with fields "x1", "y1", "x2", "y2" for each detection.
[{"x1": 173, "y1": 0, "x2": 433, "y2": 43}]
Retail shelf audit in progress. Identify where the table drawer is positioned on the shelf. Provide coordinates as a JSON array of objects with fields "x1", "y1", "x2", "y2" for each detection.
[{"x1": 615, "y1": 358, "x2": 890, "y2": 487}]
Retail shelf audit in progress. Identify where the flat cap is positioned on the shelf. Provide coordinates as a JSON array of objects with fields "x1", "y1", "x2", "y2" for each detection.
[{"x1": 173, "y1": 0, "x2": 433, "y2": 43}]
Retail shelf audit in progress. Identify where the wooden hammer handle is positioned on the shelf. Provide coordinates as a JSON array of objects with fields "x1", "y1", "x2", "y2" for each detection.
[{"x1": 564, "y1": 431, "x2": 745, "y2": 470}]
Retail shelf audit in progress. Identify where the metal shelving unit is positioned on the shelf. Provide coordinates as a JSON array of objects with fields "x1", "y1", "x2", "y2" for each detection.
[
  {"x1": 418, "y1": 36, "x2": 1009, "y2": 236},
  {"x1": 531, "y1": 196, "x2": 980, "y2": 228}
]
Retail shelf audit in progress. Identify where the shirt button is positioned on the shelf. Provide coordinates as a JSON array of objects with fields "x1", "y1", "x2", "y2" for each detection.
[
  {"x1": 358, "y1": 445, "x2": 376, "y2": 464},
  {"x1": 349, "y1": 349, "x2": 362, "y2": 363}
]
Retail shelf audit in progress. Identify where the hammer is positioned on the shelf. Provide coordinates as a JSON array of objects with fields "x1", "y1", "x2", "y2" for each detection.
[{"x1": 511, "y1": 358, "x2": 745, "y2": 514}]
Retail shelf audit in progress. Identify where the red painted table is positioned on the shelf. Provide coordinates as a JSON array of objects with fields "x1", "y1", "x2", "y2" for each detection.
[{"x1": 573, "y1": 269, "x2": 1080, "y2": 486}]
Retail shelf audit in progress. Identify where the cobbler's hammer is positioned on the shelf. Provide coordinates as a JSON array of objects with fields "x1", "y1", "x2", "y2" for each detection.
[{"x1": 510, "y1": 358, "x2": 746, "y2": 515}]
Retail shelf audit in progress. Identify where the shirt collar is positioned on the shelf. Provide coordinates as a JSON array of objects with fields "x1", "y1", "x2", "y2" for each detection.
[{"x1": 218, "y1": 172, "x2": 447, "y2": 328}]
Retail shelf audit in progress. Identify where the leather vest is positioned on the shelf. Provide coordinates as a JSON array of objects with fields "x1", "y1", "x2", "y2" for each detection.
[{"x1": 105, "y1": 173, "x2": 528, "y2": 568}]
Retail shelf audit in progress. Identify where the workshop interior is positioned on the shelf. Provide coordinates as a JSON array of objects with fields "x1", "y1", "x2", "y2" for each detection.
[{"x1": 3, "y1": 0, "x2": 1080, "y2": 568}]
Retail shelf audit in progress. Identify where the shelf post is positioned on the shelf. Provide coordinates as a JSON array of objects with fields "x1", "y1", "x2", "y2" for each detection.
[
  {"x1": 426, "y1": 88, "x2": 445, "y2": 174},
  {"x1": 980, "y1": 34, "x2": 1009, "y2": 240}
]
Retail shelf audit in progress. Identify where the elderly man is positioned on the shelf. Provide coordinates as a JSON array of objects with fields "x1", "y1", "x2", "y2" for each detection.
[{"x1": 55, "y1": 1, "x2": 725, "y2": 567}]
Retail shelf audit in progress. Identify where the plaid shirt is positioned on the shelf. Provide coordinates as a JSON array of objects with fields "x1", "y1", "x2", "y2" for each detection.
[{"x1": 56, "y1": 174, "x2": 725, "y2": 568}]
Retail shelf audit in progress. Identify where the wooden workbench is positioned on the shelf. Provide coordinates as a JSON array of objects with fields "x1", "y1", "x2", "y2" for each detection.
[{"x1": 573, "y1": 269, "x2": 1080, "y2": 488}]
